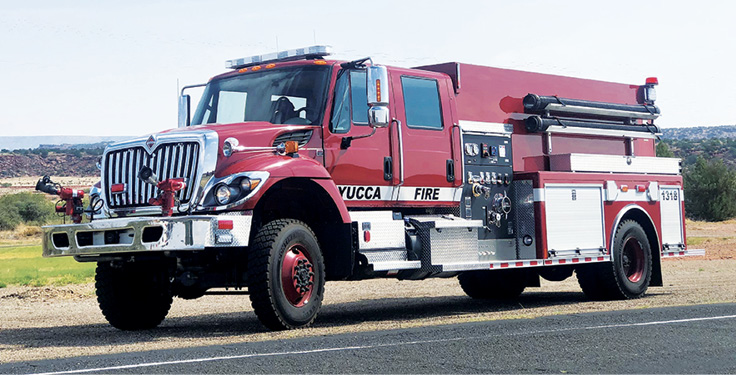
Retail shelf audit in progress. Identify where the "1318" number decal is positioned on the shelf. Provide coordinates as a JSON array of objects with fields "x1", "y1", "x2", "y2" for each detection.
[{"x1": 662, "y1": 190, "x2": 679, "y2": 201}]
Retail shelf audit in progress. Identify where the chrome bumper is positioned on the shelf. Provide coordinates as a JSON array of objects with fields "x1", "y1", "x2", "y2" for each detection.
[{"x1": 42, "y1": 215, "x2": 252, "y2": 258}]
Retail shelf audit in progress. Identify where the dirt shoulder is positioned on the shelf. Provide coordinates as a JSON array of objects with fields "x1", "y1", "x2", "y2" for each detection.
[{"x1": 1, "y1": 257, "x2": 734, "y2": 364}]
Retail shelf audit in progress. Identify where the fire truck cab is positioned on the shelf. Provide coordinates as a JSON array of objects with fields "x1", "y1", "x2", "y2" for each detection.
[{"x1": 41, "y1": 46, "x2": 701, "y2": 331}]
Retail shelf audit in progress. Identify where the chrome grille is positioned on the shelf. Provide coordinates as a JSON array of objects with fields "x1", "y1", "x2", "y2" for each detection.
[{"x1": 104, "y1": 142, "x2": 200, "y2": 208}]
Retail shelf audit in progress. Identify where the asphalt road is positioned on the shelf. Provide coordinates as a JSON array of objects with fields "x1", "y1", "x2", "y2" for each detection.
[{"x1": 3, "y1": 303, "x2": 735, "y2": 374}]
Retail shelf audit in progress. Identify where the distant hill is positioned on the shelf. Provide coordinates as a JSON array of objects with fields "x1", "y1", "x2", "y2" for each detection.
[
  {"x1": 0, "y1": 136, "x2": 133, "y2": 151},
  {"x1": 0, "y1": 152, "x2": 99, "y2": 178},
  {"x1": 661, "y1": 125, "x2": 736, "y2": 140}
]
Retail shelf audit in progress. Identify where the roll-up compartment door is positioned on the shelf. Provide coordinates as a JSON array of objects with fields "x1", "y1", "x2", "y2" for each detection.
[{"x1": 544, "y1": 185, "x2": 605, "y2": 254}]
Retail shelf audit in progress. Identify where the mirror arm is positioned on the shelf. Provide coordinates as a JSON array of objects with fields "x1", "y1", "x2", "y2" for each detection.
[{"x1": 340, "y1": 127, "x2": 377, "y2": 150}]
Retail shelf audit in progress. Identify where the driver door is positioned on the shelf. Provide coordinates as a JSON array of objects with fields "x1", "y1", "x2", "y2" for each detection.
[{"x1": 323, "y1": 69, "x2": 396, "y2": 206}]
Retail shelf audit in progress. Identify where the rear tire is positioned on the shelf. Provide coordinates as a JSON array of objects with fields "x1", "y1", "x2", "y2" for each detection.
[
  {"x1": 248, "y1": 219, "x2": 325, "y2": 330},
  {"x1": 577, "y1": 220, "x2": 652, "y2": 300},
  {"x1": 458, "y1": 269, "x2": 526, "y2": 299},
  {"x1": 95, "y1": 261, "x2": 173, "y2": 330}
]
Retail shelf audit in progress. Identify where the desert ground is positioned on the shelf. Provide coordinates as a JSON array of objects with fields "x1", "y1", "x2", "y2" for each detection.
[{"x1": 1, "y1": 236, "x2": 733, "y2": 364}]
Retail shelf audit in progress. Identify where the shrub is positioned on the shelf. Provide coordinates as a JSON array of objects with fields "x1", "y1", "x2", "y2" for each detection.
[
  {"x1": 0, "y1": 192, "x2": 56, "y2": 230},
  {"x1": 684, "y1": 156, "x2": 736, "y2": 221},
  {"x1": 656, "y1": 141, "x2": 674, "y2": 157},
  {"x1": 0, "y1": 209, "x2": 21, "y2": 230}
]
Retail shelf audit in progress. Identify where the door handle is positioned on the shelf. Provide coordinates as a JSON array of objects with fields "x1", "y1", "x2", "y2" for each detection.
[
  {"x1": 384, "y1": 156, "x2": 393, "y2": 181},
  {"x1": 446, "y1": 159, "x2": 455, "y2": 182}
]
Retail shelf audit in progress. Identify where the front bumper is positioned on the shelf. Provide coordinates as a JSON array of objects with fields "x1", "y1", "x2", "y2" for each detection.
[{"x1": 42, "y1": 214, "x2": 252, "y2": 258}]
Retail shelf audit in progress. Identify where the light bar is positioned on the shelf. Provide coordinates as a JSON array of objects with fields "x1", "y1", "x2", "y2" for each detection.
[{"x1": 226, "y1": 45, "x2": 332, "y2": 69}]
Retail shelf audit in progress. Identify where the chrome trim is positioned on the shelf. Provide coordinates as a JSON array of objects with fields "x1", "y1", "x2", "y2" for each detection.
[
  {"x1": 42, "y1": 214, "x2": 253, "y2": 257},
  {"x1": 101, "y1": 130, "x2": 219, "y2": 217},
  {"x1": 391, "y1": 118, "x2": 405, "y2": 200},
  {"x1": 197, "y1": 171, "x2": 270, "y2": 211},
  {"x1": 609, "y1": 204, "x2": 661, "y2": 257}
]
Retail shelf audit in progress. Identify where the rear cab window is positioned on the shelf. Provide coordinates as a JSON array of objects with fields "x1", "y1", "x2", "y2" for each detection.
[{"x1": 401, "y1": 76, "x2": 443, "y2": 130}]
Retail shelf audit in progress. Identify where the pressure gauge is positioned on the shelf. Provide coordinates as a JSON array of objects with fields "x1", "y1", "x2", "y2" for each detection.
[{"x1": 464, "y1": 143, "x2": 479, "y2": 156}]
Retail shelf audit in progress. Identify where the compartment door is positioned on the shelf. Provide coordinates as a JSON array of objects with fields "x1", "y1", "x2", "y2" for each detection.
[
  {"x1": 544, "y1": 185, "x2": 605, "y2": 255},
  {"x1": 660, "y1": 186, "x2": 684, "y2": 247}
]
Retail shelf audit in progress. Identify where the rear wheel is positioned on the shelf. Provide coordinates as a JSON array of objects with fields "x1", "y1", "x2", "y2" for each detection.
[
  {"x1": 247, "y1": 219, "x2": 325, "y2": 330},
  {"x1": 458, "y1": 269, "x2": 526, "y2": 300},
  {"x1": 95, "y1": 261, "x2": 173, "y2": 330},
  {"x1": 577, "y1": 220, "x2": 652, "y2": 300}
]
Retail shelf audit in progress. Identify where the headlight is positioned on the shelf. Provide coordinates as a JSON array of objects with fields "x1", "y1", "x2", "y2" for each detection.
[
  {"x1": 215, "y1": 184, "x2": 232, "y2": 205},
  {"x1": 204, "y1": 173, "x2": 267, "y2": 208}
]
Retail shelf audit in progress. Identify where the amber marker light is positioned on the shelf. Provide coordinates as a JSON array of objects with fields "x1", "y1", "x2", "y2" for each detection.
[
  {"x1": 314, "y1": 60, "x2": 327, "y2": 65},
  {"x1": 238, "y1": 68, "x2": 248, "y2": 73},
  {"x1": 376, "y1": 80, "x2": 381, "y2": 102},
  {"x1": 265, "y1": 63, "x2": 276, "y2": 69},
  {"x1": 284, "y1": 141, "x2": 299, "y2": 154},
  {"x1": 252, "y1": 66, "x2": 262, "y2": 71}
]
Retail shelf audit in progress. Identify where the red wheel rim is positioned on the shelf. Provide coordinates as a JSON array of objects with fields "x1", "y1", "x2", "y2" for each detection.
[
  {"x1": 280, "y1": 244, "x2": 315, "y2": 307},
  {"x1": 621, "y1": 237, "x2": 644, "y2": 283}
]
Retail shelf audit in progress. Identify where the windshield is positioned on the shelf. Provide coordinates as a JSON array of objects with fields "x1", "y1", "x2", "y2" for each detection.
[{"x1": 191, "y1": 66, "x2": 331, "y2": 126}]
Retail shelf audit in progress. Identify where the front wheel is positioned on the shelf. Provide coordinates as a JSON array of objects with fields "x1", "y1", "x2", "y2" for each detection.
[
  {"x1": 247, "y1": 219, "x2": 325, "y2": 330},
  {"x1": 577, "y1": 220, "x2": 652, "y2": 300},
  {"x1": 95, "y1": 261, "x2": 173, "y2": 330}
]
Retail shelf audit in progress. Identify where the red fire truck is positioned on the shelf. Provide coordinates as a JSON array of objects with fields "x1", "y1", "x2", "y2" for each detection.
[{"x1": 40, "y1": 46, "x2": 702, "y2": 331}]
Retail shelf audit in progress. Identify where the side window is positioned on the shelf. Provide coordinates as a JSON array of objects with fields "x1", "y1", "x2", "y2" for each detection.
[
  {"x1": 401, "y1": 77, "x2": 442, "y2": 130},
  {"x1": 330, "y1": 72, "x2": 351, "y2": 133},
  {"x1": 350, "y1": 71, "x2": 369, "y2": 124}
]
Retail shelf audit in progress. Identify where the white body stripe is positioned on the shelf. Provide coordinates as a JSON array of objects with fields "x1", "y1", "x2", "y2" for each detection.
[
  {"x1": 549, "y1": 153, "x2": 680, "y2": 175},
  {"x1": 338, "y1": 185, "x2": 463, "y2": 202}
]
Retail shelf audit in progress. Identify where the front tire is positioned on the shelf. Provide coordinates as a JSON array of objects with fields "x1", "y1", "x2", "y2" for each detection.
[
  {"x1": 95, "y1": 261, "x2": 173, "y2": 330},
  {"x1": 577, "y1": 220, "x2": 652, "y2": 300},
  {"x1": 247, "y1": 219, "x2": 325, "y2": 330}
]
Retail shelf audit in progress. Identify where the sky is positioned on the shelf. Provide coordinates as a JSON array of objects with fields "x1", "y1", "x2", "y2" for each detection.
[{"x1": 1, "y1": 0, "x2": 734, "y2": 138}]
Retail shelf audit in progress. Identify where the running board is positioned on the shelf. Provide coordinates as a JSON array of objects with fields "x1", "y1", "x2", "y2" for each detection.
[
  {"x1": 438, "y1": 255, "x2": 612, "y2": 272},
  {"x1": 661, "y1": 248, "x2": 705, "y2": 258}
]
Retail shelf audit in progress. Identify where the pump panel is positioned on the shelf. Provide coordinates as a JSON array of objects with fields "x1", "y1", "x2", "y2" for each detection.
[{"x1": 461, "y1": 132, "x2": 517, "y2": 260}]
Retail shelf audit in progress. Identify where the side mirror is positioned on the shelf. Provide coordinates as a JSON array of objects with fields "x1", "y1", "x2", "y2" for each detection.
[
  {"x1": 178, "y1": 94, "x2": 191, "y2": 128},
  {"x1": 366, "y1": 65, "x2": 390, "y2": 128}
]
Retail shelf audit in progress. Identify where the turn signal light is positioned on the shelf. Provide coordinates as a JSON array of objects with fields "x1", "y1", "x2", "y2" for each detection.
[
  {"x1": 284, "y1": 141, "x2": 299, "y2": 154},
  {"x1": 620, "y1": 185, "x2": 629, "y2": 192}
]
